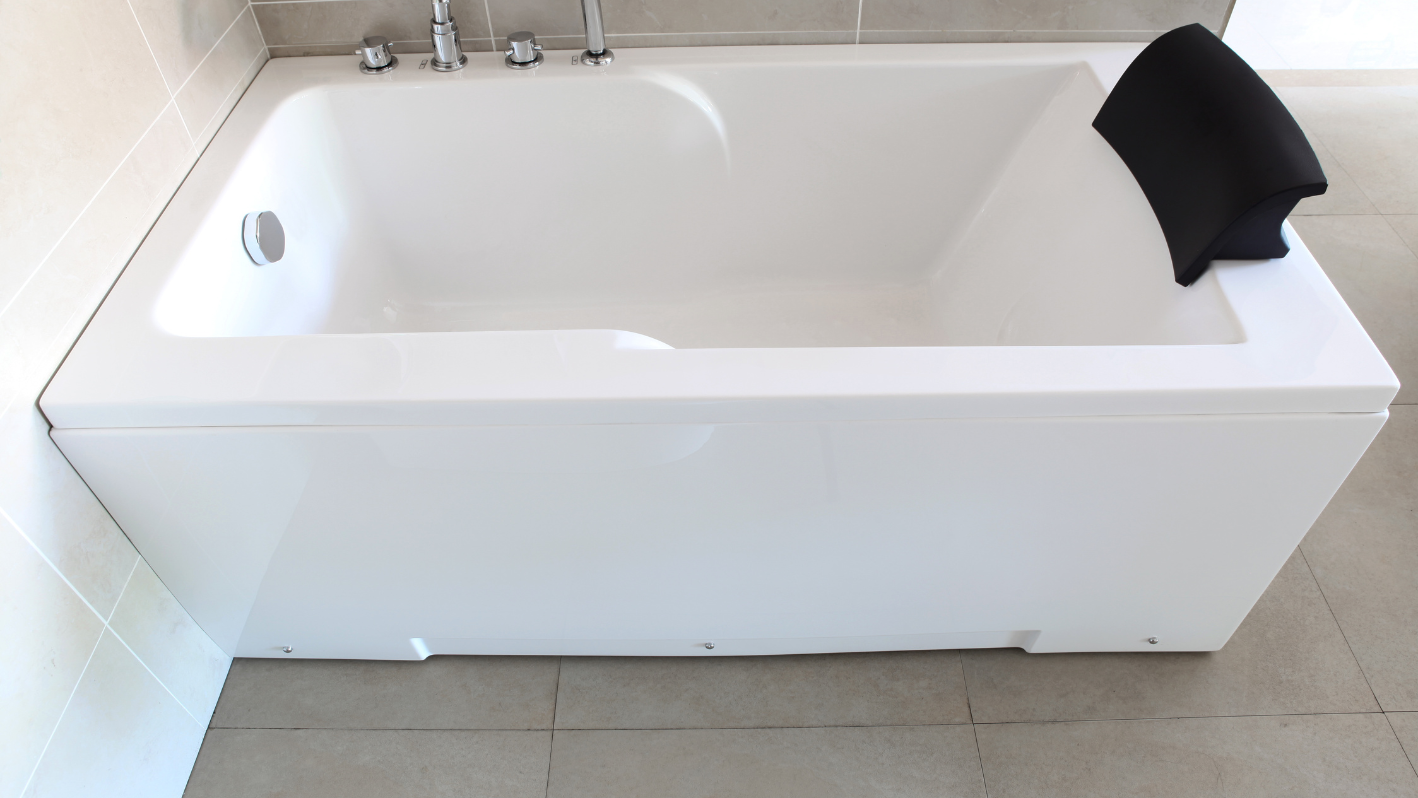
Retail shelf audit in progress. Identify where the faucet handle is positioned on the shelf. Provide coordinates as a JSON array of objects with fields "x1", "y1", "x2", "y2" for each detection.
[
  {"x1": 356, "y1": 36, "x2": 397, "y2": 74},
  {"x1": 505, "y1": 30, "x2": 544, "y2": 69}
]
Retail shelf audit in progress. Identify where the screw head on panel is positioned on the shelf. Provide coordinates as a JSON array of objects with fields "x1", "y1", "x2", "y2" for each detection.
[
  {"x1": 282, "y1": 646, "x2": 294, "y2": 654},
  {"x1": 1147, "y1": 637, "x2": 1159, "y2": 645},
  {"x1": 704, "y1": 642, "x2": 715, "y2": 650}
]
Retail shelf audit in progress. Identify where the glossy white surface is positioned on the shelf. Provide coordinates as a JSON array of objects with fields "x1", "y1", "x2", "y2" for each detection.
[
  {"x1": 41, "y1": 43, "x2": 1399, "y2": 658},
  {"x1": 41, "y1": 45, "x2": 1398, "y2": 428}
]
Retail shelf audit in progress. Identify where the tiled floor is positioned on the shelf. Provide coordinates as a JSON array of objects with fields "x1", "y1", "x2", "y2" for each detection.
[{"x1": 183, "y1": 73, "x2": 1418, "y2": 797}]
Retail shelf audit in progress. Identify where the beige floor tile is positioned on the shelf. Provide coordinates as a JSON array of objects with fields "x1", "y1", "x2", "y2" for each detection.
[
  {"x1": 976, "y1": 713, "x2": 1418, "y2": 798},
  {"x1": 1302, "y1": 406, "x2": 1418, "y2": 711},
  {"x1": 183, "y1": 729, "x2": 550, "y2": 798},
  {"x1": 1290, "y1": 125, "x2": 1379, "y2": 215},
  {"x1": 555, "y1": 650, "x2": 970, "y2": 729},
  {"x1": 211, "y1": 656, "x2": 560, "y2": 730},
  {"x1": 961, "y1": 551, "x2": 1376, "y2": 723},
  {"x1": 1390, "y1": 215, "x2": 1418, "y2": 257},
  {"x1": 1289, "y1": 215, "x2": 1418, "y2": 403},
  {"x1": 1388, "y1": 713, "x2": 1418, "y2": 771},
  {"x1": 1277, "y1": 86, "x2": 1418, "y2": 214},
  {"x1": 546, "y1": 725, "x2": 986, "y2": 798}
]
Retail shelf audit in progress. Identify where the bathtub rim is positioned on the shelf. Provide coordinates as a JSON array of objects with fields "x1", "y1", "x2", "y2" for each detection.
[{"x1": 40, "y1": 44, "x2": 1400, "y2": 430}]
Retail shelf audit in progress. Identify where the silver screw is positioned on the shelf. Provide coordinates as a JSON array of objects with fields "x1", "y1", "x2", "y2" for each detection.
[
  {"x1": 704, "y1": 642, "x2": 715, "y2": 650},
  {"x1": 1147, "y1": 637, "x2": 1159, "y2": 645},
  {"x1": 282, "y1": 646, "x2": 294, "y2": 654}
]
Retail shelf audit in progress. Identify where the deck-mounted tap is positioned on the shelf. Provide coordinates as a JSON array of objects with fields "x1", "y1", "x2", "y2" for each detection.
[
  {"x1": 580, "y1": 0, "x2": 613, "y2": 65},
  {"x1": 429, "y1": 0, "x2": 467, "y2": 71}
]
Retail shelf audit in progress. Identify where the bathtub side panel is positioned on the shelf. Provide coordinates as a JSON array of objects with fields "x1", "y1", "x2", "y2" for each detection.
[{"x1": 51, "y1": 411, "x2": 1385, "y2": 658}]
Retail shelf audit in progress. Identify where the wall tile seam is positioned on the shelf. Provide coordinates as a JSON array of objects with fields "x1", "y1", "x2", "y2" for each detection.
[
  {"x1": 0, "y1": 94, "x2": 186, "y2": 333},
  {"x1": 119, "y1": 0, "x2": 181, "y2": 104},
  {"x1": 16, "y1": 623, "x2": 105, "y2": 798},
  {"x1": 0, "y1": 505, "x2": 212, "y2": 727},
  {"x1": 171, "y1": 7, "x2": 261, "y2": 106},
  {"x1": 193, "y1": 46, "x2": 273, "y2": 146}
]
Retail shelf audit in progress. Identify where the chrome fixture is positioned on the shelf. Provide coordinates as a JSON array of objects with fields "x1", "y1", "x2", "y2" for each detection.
[
  {"x1": 242, "y1": 211, "x2": 285, "y2": 265},
  {"x1": 429, "y1": 0, "x2": 467, "y2": 72},
  {"x1": 704, "y1": 642, "x2": 715, "y2": 650},
  {"x1": 1147, "y1": 637, "x2": 1160, "y2": 645},
  {"x1": 580, "y1": 0, "x2": 613, "y2": 65},
  {"x1": 505, "y1": 31, "x2": 544, "y2": 69},
  {"x1": 355, "y1": 35, "x2": 397, "y2": 74},
  {"x1": 282, "y1": 646, "x2": 294, "y2": 654}
]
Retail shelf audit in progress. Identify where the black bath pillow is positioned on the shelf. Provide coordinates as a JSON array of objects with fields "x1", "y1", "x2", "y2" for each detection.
[{"x1": 1092, "y1": 23, "x2": 1327, "y2": 286}]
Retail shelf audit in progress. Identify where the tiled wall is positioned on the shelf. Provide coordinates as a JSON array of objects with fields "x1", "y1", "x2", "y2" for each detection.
[
  {"x1": 256, "y1": 0, "x2": 1235, "y2": 57},
  {"x1": 0, "y1": 0, "x2": 267, "y2": 795}
]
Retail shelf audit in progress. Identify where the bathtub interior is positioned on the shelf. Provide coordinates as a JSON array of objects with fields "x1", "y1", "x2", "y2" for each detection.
[{"x1": 153, "y1": 59, "x2": 1244, "y2": 348}]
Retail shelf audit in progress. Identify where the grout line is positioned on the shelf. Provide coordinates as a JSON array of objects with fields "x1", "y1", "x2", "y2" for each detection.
[
  {"x1": 121, "y1": 0, "x2": 196, "y2": 142},
  {"x1": 121, "y1": 0, "x2": 178, "y2": 98},
  {"x1": 0, "y1": 95, "x2": 178, "y2": 326},
  {"x1": 18, "y1": 630, "x2": 105, "y2": 797},
  {"x1": 106, "y1": 558, "x2": 142, "y2": 625},
  {"x1": 249, "y1": 0, "x2": 269, "y2": 50},
  {"x1": 1, "y1": 506, "x2": 206, "y2": 725},
  {"x1": 1383, "y1": 215, "x2": 1418, "y2": 262},
  {"x1": 191, "y1": 47, "x2": 269, "y2": 148},
  {"x1": 854, "y1": 0, "x2": 863, "y2": 44},
  {"x1": 544, "y1": 657, "x2": 561, "y2": 798},
  {"x1": 171, "y1": 6, "x2": 252, "y2": 100},
  {"x1": 971, "y1": 723, "x2": 991, "y2": 798},
  {"x1": 483, "y1": 0, "x2": 497, "y2": 51},
  {"x1": 1296, "y1": 545, "x2": 1385, "y2": 711},
  {"x1": 211, "y1": 710, "x2": 1400, "y2": 733},
  {"x1": 1385, "y1": 712, "x2": 1418, "y2": 780}
]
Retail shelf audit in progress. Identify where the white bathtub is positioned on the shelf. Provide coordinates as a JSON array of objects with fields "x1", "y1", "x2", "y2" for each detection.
[{"x1": 42, "y1": 44, "x2": 1397, "y2": 659}]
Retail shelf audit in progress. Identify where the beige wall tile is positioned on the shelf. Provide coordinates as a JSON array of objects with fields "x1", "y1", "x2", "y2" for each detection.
[
  {"x1": 177, "y1": 9, "x2": 269, "y2": 140},
  {"x1": 547, "y1": 726, "x2": 987, "y2": 798},
  {"x1": 0, "y1": 517, "x2": 105, "y2": 797},
  {"x1": 961, "y1": 551, "x2": 1377, "y2": 723},
  {"x1": 211, "y1": 656, "x2": 559, "y2": 729},
  {"x1": 605, "y1": 30, "x2": 856, "y2": 47},
  {"x1": 254, "y1": 0, "x2": 493, "y2": 46},
  {"x1": 0, "y1": 407, "x2": 140, "y2": 621},
  {"x1": 192, "y1": 50, "x2": 271, "y2": 152},
  {"x1": 859, "y1": 29, "x2": 1161, "y2": 43},
  {"x1": 109, "y1": 562, "x2": 232, "y2": 724},
  {"x1": 976, "y1": 714, "x2": 1418, "y2": 797},
  {"x1": 268, "y1": 38, "x2": 497, "y2": 57},
  {"x1": 21, "y1": 630, "x2": 206, "y2": 798},
  {"x1": 487, "y1": 0, "x2": 855, "y2": 40},
  {"x1": 0, "y1": 101, "x2": 198, "y2": 620},
  {"x1": 184, "y1": 729, "x2": 552, "y2": 798},
  {"x1": 1302, "y1": 407, "x2": 1418, "y2": 711},
  {"x1": 0, "y1": 102, "x2": 194, "y2": 413},
  {"x1": 860, "y1": 0, "x2": 1230, "y2": 36},
  {"x1": 0, "y1": 0, "x2": 172, "y2": 314},
  {"x1": 1278, "y1": 86, "x2": 1418, "y2": 215},
  {"x1": 555, "y1": 650, "x2": 970, "y2": 730},
  {"x1": 1289, "y1": 215, "x2": 1418, "y2": 403},
  {"x1": 130, "y1": 0, "x2": 251, "y2": 91}
]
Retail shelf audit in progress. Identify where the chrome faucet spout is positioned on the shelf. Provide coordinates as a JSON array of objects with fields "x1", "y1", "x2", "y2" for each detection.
[
  {"x1": 429, "y1": 0, "x2": 467, "y2": 71},
  {"x1": 580, "y1": 0, "x2": 613, "y2": 65}
]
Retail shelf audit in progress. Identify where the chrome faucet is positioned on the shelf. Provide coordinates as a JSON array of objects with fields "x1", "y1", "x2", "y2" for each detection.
[
  {"x1": 580, "y1": 0, "x2": 613, "y2": 65},
  {"x1": 429, "y1": 0, "x2": 467, "y2": 71}
]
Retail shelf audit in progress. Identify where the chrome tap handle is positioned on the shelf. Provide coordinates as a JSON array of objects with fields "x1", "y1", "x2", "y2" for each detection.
[
  {"x1": 505, "y1": 31, "x2": 544, "y2": 69},
  {"x1": 355, "y1": 35, "x2": 397, "y2": 73}
]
